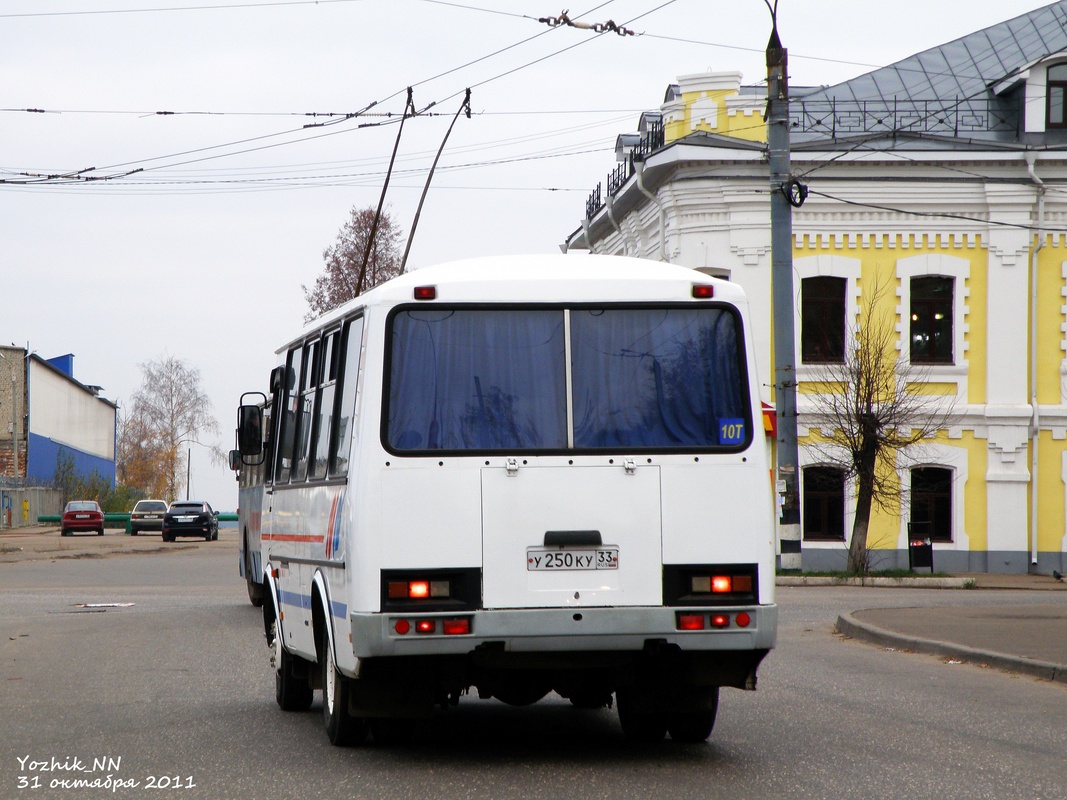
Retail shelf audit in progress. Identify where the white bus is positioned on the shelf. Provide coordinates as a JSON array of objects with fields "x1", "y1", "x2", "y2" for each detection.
[{"x1": 233, "y1": 254, "x2": 777, "y2": 745}]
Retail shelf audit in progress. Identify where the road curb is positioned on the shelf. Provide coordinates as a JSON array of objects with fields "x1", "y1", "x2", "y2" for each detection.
[
  {"x1": 835, "y1": 611, "x2": 1067, "y2": 684},
  {"x1": 777, "y1": 576, "x2": 972, "y2": 589}
]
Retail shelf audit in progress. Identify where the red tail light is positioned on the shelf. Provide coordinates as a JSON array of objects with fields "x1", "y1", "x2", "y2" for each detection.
[
  {"x1": 677, "y1": 614, "x2": 705, "y2": 631},
  {"x1": 442, "y1": 618, "x2": 470, "y2": 635}
]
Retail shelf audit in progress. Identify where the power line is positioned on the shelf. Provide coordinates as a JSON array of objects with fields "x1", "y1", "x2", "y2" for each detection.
[{"x1": 0, "y1": 0, "x2": 363, "y2": 18}]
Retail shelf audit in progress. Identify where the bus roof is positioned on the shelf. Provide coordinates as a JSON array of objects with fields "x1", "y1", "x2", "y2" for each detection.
[{"x1": 282, "y1": 254, "x2": 748, "y2": 352}]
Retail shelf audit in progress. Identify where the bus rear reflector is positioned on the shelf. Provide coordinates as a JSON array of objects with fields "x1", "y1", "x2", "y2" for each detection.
[
  {"x1": 394, "y1": 619, "x2": 411, "y2": 635},
  {"x1": 735, "y1": 612, "x2": 752, "y2": 628}
]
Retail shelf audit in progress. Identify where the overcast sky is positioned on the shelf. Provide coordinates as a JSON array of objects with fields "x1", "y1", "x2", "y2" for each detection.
[{"x1": 1, "y1": 0, "x2": 1053, "y2": 507}]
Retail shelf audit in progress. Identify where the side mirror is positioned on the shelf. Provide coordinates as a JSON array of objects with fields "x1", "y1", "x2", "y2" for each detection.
[
  {"x1": 228, "y1": 449, "x2": 241, "y2": 471},
  {"x1": 237, "y1": 392, "x2": 266, "y2": 456}
]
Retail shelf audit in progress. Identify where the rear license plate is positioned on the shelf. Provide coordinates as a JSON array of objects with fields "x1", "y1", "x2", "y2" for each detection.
[
  {"x1": 527, "y1": 548, "x2": 618, "y2": 571},
  {"x1": 143, "y1": 515, "x2": 159, "y2": 520},
  {"x1": 75, "y1": 514, "x2": 90, "y2": 519}
]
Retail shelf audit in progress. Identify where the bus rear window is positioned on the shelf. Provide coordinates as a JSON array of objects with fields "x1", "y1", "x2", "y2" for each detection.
[{"x1": 385, "y1": 305, "x2": 750, "y2": 453}]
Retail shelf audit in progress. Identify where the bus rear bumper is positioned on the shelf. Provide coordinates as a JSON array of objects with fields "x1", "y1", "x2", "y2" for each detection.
[{"x1": 350, "y1": 604, "x2": 777, "y2": 659}]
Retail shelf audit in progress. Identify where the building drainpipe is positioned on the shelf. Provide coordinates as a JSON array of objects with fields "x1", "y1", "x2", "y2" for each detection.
[
  {"x1": 604, "y1": 193, "x2": 637, "y2": 256},
  {"x1": 1026, "y1": 151, "x2": 1045, "y2": 569},
  {"x1": 635, "y1": 160, "x2": 669, "y2": 262}
]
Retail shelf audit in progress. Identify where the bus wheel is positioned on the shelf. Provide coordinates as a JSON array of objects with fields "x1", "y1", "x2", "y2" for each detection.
[
  {"x1": 271, "y1": 621, "x2": 312, "y2": 711},
  {"x1": 369, "y1": 718, "x2": 416, "y2": 746},
  {"x1": 247, "y1": 576, "x2": 264, "y2": 607},
  {"x1": 322, "y1": 631, "x2": 368, "y2": 746},
  {"x1": 616, "y1": 689, "x2": 667, "y2": 743},
  {"x1": 666, "y1": 687, "x2": 718, "y2": 743},
  {"x1": 245, "y1": 538, "x2": 264, "y2": 607}
]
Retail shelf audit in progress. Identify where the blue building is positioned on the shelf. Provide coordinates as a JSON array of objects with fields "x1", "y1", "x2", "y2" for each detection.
[{"x1": 0, "y1": 345, "x2": 117, "y2": 489}]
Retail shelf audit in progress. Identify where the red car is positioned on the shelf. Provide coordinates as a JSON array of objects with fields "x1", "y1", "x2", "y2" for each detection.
[{"x1": 61, "y1": 500, "x2": 105, "y2": 536}]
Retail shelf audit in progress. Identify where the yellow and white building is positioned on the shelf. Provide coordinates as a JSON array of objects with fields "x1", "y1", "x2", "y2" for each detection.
[{"x1": 565, "y1": 3, "x2": 1067, "y2": 573}]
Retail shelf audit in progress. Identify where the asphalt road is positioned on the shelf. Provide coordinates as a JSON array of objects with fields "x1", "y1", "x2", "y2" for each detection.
[{"x1": 1, "y1": 533, "x2": 1064, "y2": 799}]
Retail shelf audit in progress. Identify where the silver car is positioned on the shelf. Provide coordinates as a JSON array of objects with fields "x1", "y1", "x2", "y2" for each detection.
[{"x1": 129, "y1": 499, "x2": 168, "y2": 535}]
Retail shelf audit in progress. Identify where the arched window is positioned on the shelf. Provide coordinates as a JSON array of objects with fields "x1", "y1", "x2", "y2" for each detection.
[
  {"x1": 1048, "y1": 64, "x2": 1067, "y2": 129},
  {"x1": 803, "y1": 466, "x2": 845, "y2": 541},
  {"x1": 910, "y1": 467, "x2": 953, "y2": 543}
]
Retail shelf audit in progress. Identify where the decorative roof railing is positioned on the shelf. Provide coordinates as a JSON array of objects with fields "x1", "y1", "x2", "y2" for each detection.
[
  {"x1": 586, "y1": 119, "x2": 664, "y2": 218},
  {"x1": 790, "y1": 96, "x2": 1019, "y2": 138},
  {"x1": 582, "y1": 98, "x2": 1020, "y2": 222}
]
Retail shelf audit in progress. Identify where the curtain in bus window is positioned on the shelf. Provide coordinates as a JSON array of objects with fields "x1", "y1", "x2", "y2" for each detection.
[
  {"x1": 570, "y1": 307, "x2": 746, "y2": 448},
  {"x1": 388, "y1": 309, "x2": 567, "y2": 450},
  {"x1": 330, "y1": 317, "x2": 364, "y2": 477},
  {"x1": 274, "y1": 347, "x2": 304, "y2": 483}
]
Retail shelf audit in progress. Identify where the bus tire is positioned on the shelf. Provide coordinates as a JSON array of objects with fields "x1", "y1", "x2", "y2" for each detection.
[
  {"x1": 245, "y1": 535, "x2": 265, "y2": 607},
  {"x1": 667, "y1": 688, "x2": 718, "y2": 743},
  {"x1": 271, "y1": 621, "x2": 313, "y2": 712},
  {"x1": 616, "y1": 689, "x2": 667, "y2": 743},
  {"x1": 321, "y1": 630, "x2": 367, "y2": 746}
]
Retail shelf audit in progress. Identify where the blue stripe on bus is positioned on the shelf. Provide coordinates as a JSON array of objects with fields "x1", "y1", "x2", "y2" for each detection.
[{"x1": 277, "y1": 589, "x2": 347, "y2": 620}]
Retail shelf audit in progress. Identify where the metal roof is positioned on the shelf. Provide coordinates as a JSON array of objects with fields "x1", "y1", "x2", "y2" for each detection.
[{"x1": 805, "y1": 1, "x2": 1067, "y2": 105}]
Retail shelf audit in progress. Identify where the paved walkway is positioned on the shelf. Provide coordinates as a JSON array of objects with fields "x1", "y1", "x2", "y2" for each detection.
[{"x1": 834, "y1": 573, "x2": 1067, "y2": 684}]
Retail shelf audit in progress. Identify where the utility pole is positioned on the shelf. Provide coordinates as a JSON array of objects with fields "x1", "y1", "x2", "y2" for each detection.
[{"x1": 766, "y1": 9, "x2": 802, "y2": 570}]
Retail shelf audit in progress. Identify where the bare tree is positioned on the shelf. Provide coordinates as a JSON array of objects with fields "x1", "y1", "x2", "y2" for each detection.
[
  {"x1": 120, "y1": 356, "x2": 221, "y2": 501},
  {"x1": 803, "y1": 281, "x2": 958, "y2": 574},
  {"x1": 302, "y1": 206, "x2": 403, "y2": 322}
]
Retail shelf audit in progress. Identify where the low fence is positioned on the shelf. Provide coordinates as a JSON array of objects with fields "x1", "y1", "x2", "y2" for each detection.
[
  {"x1": 0, "y1": 487, "x2": 62, "y2": 529},
  {"x1": 35, "y1": 512, "x2": 238, "y2": 532}
]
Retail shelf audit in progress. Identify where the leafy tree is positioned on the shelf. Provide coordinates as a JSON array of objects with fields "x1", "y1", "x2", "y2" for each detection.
[
  {"x1": 117, "y1": 403, "x2": 170, "y2": 499},
  {"x1": 302, "y1": 206, "x2": 403, "y2": 322},
  {"x1": 803, "y1": 281, "x2": 958, "y2": 574},
  {"x1": 119, "y1": 356, "x2": 222, "y2": 501}
]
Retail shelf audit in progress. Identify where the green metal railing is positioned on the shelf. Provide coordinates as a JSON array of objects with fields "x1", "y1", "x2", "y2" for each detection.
[{"x1": 37, "y1": 512, "x2": 238, "y2": 532}]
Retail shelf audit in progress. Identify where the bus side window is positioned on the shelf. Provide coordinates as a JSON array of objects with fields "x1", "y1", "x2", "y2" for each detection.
[
  {"x1": 293, "y1": 339, "x2": 320, "y2": 483},
  {"x1": 308, "y1": 329, "x2": 339, "y2": 480},
  {"x1": 274, "y1": 347, "x2": 303, "y2": 484},
  {"x1": 330, "y1": 316, "x2": 364, "y2": 477}
]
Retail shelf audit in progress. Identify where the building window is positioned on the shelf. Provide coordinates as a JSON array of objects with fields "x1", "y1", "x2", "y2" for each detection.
[
  {"x1": 910, "y1": 467, "x2": 952, "y2": 543},
  {"x1": 801, "y1": 276, "x2": 846, "y2": 363},
  {"x1": 1048, "y1": 64, "x2": 1067, "y2": 129},
  {"x1": 803, "y1": 466, "x2": 846, "y2": 541},
  {"x1": 910, "y1": 276, "x2": 953, "y2": 364}
]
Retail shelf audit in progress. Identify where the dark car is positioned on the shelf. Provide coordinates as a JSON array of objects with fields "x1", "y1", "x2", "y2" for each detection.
[
  {"x1": 129, "y1": 499, "x2": 168, "y2": 535},
  {"x1": 162, "y1": 501, "x2": 219, "y2": 542},
  {"x1": 61, "y1": 500, "x2": 105, "y2": 536}
]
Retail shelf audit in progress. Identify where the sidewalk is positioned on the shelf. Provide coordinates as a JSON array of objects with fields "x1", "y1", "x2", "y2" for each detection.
[{"x1": 829, "y1": 573, "x2": 1067, "y2": 684}]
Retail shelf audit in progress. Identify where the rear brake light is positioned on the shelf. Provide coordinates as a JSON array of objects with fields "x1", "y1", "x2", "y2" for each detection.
[
  {"x1": 414, "y1": 285, "x2": 437, "y2": 300},
  {"x1": 710, "y1": 614, "x2": 730, "y2": 629},
  {"x1": 677, "y1": 614, "x2": 705, "y2": 631},
  {"x1": 692, "y1": 284, "x2": 714, "y2": 299},
  {"x1": 388, "y1": 579, "x2": 451, "y2": 600},
  {"x1": 442, "y1": 618, "x2": 470, "y2": 635},
  {"x1": 690, "y1": 574, "x2": 754, "y2": 595},
  {"x1": 415, "y1": 620, "x2": 436, "y2": 634}
]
